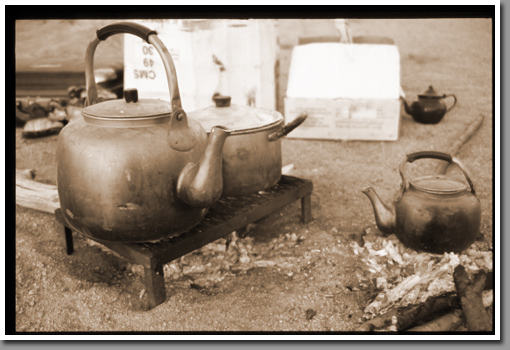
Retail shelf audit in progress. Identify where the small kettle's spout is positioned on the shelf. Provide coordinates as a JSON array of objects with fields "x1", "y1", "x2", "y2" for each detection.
[
  {"x1": 177, "y1": 126, "x2": 230, "y2": 208},
  {"x1": 400, "y1": 96, "x2": 412, "y2": 116},
  {"x1": 361, "y1": 186, "x2": 396, "y2": 235}
]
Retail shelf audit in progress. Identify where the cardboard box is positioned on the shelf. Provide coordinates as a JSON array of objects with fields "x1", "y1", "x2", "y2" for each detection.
[
  {"x1": 284, "y1": 42, "x2": 402, "y2": 141},
  {"x1": 123, "y1": 19, "x2": 277, "y2": 112},
  {"x1": 284, "y1": 97, "x2": 401, "y2": 141}
]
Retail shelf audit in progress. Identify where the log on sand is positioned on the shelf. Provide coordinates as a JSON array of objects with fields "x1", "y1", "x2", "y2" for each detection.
[{"x1": 16, "y1": 169, "x2": 59, "y2": 214}]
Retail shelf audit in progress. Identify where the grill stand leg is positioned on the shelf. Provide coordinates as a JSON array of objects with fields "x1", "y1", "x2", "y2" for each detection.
[
  {"x1": 144, "y1": 265, "x2": 166, "y2": 309},
  {"x1": 301, "y1": 193, "x2": 312, "y2": 224},
  {"x1": 64, "y1": 226, "x2": 74, "y2": 255}
]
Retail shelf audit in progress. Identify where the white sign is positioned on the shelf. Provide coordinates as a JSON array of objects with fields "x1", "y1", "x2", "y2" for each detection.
[{"x1": 124, "y1": 19, "x2": 276, "y2": 113}]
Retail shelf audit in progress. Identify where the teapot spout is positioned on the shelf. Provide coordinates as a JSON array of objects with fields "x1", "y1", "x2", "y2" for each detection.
[
  {"x1": 361, "y1": 186, "x2": 396, "y2": 235},
  {"x1": 400, "y1": 96, "x2": 412, "y2": 115},
  {"x1": 177, "y1": 126, "x2": 230, "y2": 208}
]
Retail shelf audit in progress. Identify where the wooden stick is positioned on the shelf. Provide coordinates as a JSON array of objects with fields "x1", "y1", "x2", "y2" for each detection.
[
  {"x1": 16, "y1": 169, "x2": 60, "y2": 214},
  {"x1": 436, "y1": 114, "x2": 485, "y2": 174},
  {"x1": 453, "y1": 265, "x2": 492, "y2": 331}
]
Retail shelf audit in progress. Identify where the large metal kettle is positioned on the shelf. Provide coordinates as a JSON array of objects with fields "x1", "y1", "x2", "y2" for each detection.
[
  {"x1": 56, "y1": 22, "x2": 230, "y2": 243},
  {"x1": 362, "y1": 151, "x2": 481, "y2": 254},
  {"x1": 401, "y1": 86, "x2": 457, "y2": 124}
]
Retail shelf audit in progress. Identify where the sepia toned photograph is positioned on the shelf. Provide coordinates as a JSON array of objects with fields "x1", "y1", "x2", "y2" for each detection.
[{"x1": 9, "y1": 4, "x2": 499, "y2": 338}]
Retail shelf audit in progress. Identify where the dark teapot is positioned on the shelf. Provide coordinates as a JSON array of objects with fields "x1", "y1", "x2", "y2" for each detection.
[
  {"x1": 362, "y1": 151, "x2": 481, "y2": 254},
  {"x1": 401, "y1": 86, "x2": 457, "y2": 124}
]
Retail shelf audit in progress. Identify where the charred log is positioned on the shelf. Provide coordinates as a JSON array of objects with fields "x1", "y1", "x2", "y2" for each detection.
[
  {"x1": 453, "y1": 265, "x2": 492, "y2": 332},
  {"x1": 358, "y1": 269, "x2": 493, "y2": 332}
]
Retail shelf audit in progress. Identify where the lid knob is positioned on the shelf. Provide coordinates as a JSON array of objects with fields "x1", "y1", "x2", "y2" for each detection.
[
  {"x1": 213, "y1": 95, "x2": 231, "y2": 108},
  {"x1": 124, "y1": 88, "x2": 139, "y2": 103},
  {"x1": 419, "y1": 85, "x2": 443, "y2": 99}
]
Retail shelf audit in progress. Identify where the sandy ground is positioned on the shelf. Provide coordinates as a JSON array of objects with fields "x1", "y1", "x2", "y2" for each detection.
[{"x1": 13, "y1": 18, "x2": 493, "y2": 333}]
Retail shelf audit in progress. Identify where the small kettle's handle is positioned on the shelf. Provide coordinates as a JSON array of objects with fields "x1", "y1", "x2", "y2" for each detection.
[
  {"x1": 442, "y1": 93, "x2": 457, "y2": 112},
  {"x1": 84, "y1": 22, "x2": 185, "y2": 121},
  {"x1": 399, "y1": 151, "x2": 476, "y2": 194}
]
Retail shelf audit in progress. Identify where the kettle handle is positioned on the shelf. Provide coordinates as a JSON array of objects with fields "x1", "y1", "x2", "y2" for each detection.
[
  {"x1": 399, "y1": 151, "x2": 476, "y2": 195},
  {"x1": 84, "y1": 22, "x2": 185, "y2": 119},
  {"x1": 96, "y1": 22, "x2": 157, "y2": 42},
  {"x1": 442, "y1": 93, "x2": 457, "y2": 112},
  {"x1": 268, "y1": 114, "x2": 308, "y2": 141}
]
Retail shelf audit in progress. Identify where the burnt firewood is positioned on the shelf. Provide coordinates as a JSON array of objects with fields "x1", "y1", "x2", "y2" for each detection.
[
  {"x1": 358, "y1": 270, "x2": 493, "y2": 332},
  {"x1": 453, "y1": 265, "x2": 492, "y2": 332},
  {"x1": 407, "y1": 290, "x2": 493, "y2": 332},
  {"x1": 358, "y1": 292, "x2": 459, "y2": 332},
  {"x1": 407, "y1": 309, "x2": 464, "y2": 332}
]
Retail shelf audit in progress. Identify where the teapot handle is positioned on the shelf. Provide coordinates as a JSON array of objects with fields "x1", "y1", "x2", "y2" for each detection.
[
  {"x1": 399, "y1": 151, "x2": 476, "y2": 195},
  {"x1": 442, "y1": 93, "x2": 457, "y2": 112},
  {"x1": 84, "y1": 22, "x2": 185, "y2": 120}
]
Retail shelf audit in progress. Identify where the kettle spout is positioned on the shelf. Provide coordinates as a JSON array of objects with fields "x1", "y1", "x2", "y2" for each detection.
[
  {"x1": 177, "y1": 126, "x2": 230, "y2": 208},
  {"x1": 361, "y1": 186, "x2": 396, "y2": 235}
]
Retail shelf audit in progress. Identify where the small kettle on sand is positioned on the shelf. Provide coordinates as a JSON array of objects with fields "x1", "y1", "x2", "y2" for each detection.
[
  {"x1": 401, "y1": 86, "x2": 457, "y2": 124},
  {"x1": 362, "y1": 151, "x2": 481, "y2": 254}
]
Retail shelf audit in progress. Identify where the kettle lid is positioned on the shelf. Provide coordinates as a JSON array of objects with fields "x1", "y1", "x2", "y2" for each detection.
[
  {"x1": 409, "y1": 175, "x2": 468, "y2": 194},
  {"x1": 418, "y1": 85, "x2": 444, "y2": 99},
  {"x1": 83, "y1": 88, "x2": 172, "y2": 120}
]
